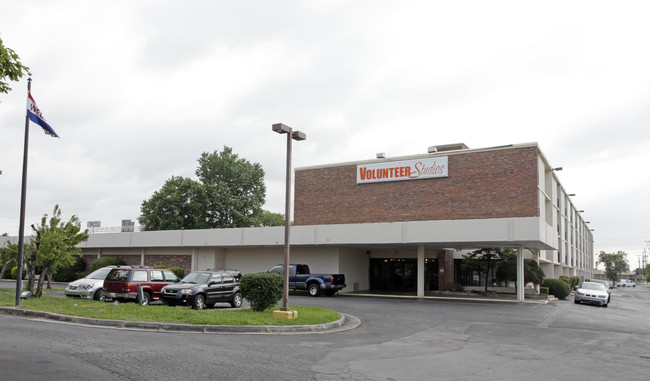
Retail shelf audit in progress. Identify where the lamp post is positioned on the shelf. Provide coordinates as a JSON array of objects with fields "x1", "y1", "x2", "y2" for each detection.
[{"x1": 272, "y1": 123, "x2": 306, "y2": 314}]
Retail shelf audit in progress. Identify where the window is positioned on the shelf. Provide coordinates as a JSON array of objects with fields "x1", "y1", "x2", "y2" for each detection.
[
  {"x1": 106, "y1": 269, "x2": 129, "y2": 282},
  {"x1": 164, "y1": 270, "x2": 178, "y2": 282},
  {"x1": 150, "y1": 270, "x2": 164, "y2": 281},
  {"x1": 269, "y1": 266, "x2": 283, "y2": 275},
  {"x1": 222, "y1": 274, "x2": 234, "y2": 284},
  {"x1": 132, "y1": 270, "x2": 148, "y2": 282},
  {"x1": 210, "y1": 274, "x2": 222, "y2": 284}
]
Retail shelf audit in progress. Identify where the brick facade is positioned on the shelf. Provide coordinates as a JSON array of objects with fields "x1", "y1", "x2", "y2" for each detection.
[{"x1": 295, "y1": 146, "x2": 539, "y2": 225}]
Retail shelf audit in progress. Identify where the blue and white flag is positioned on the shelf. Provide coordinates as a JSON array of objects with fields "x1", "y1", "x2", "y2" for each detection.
[{"x1": 27, "y1": 92, "x2": 59, "y2": 138}]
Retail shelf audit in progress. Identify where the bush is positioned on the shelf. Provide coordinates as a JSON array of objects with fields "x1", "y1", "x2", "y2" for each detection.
[
  {"x1": 168, "y1": 267, "x2": 185, "y2": 279},
  {"x1": 11, "y1": 266, "x2": 18, "y2": 280},
  {"x1": 569, "y1": 276, "x2": 580, "y2": 289},
  {"x1": 239, "y1": 272, "x2": 283, "y2": 312},
  {"x1": 52, "y1": 256, "x2": 86, "y2": 282},
  {"x1": 541, "y1": 278, "x2": 571, "y2": 300},
  {"x1": 453, "y1": 283, "x2": 465, "y2": 292},
  {"x1": 89, "y1": 256, "x2": 126, "y2": 272},
  {"x1": 559, "y1": 275, "x2": 570, "y2": 285}
]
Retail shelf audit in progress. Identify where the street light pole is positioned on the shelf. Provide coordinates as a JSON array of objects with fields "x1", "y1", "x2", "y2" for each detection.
[{"x1": 272, "y1": 123, "x2": 306, "y2": 314}]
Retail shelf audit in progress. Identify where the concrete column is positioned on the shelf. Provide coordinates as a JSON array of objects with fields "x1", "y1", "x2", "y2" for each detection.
[
  {"x1": 417, "y1": 244, "x2": 425, "y2": 297},
  {"x1": 140, "y1": 248, "x2": 146, "y2": 266},
  {"x1": 517, "y1": 245, "x2": 525, "y2": 302}
]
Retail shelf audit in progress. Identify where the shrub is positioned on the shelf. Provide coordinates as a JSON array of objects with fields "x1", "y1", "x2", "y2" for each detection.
[
  {"x1": 569, "y1": 276, "x2": 580, "y2": 289},
  {"x1": 239, "y1": 272, "x2": 283, "y2": 312},
  {"x1": 52, "y1": 256, "x2": 86, "y2": 282},
  {"x1": 453, "y1": 283, "x2": 465, "y2": 292},
  {"x1": 559, "y1": 275, "x2": 570, "y2": 285},
  {"x1": 168, "y1": 267, "x2": 185, "y2": 279},
  {"x1": 89, "y1": 256, "x2": 126, "y2": 272},
  {"x1": 154, "y1": 265, "x2": 166, "y2": 269},
  {"x1": 541, "y1": 278, "x2": 571, "y2": 300},
  {"x1": 11, "y1": 266, "x2": 18, "y2": 280}
]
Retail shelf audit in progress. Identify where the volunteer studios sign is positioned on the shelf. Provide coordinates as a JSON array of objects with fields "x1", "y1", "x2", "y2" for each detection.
[{"x1": 357, "y1": 157, "x2": 448, "y2": 184}]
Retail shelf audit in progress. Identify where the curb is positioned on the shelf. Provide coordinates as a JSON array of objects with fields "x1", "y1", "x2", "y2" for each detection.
[
  {"x1": 0, "y1": 306, "x2": 355, "y2": 334},
  {"x1": 340, "y1": 292, "x2": 550, "y2": 304}
]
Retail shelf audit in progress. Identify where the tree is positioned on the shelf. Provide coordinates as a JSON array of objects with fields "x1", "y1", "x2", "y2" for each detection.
[
  {"x1": 1, "y1": 37, "x2": 30, "y2": 95},
  {"x1": 462, "y1": 248, "x2": 512, "y2": 293},
  {"x1": 139, "y1": 146, "x2": 266, "y2": 230},
  {"x1": 27, "y1": 205, "x2": 89, "y2": 297},
  {"x1": 196, "y1": 146, "x2": 266, "y2": 228},
  {"x1": 597, "y1": 250, "x2": 630, "y2": 284},
  {"x1": 139, "y1": 176, "x2": 209, "y2": 230},
  {"x1": 257, "y1": 210, "x2": 285, "y2": 227},
  {"x1": 0, "y1": 241, "x2": 18, "y2": 279}
]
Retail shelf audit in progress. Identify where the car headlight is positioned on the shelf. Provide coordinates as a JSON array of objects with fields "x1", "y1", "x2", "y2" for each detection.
[
  {"x1": 576, "y1": 291, "x2": 584, "y2": 296},
  {"x1": 180, "y1": 289, "x2": 193, "y2": 295}
]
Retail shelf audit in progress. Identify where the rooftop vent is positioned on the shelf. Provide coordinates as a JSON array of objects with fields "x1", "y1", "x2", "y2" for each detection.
[
  {"x1": 427, "y1": 146, "x2": 438, "y2": 153},
  {"x1": 376, "y1": 152, "x2": 386, "y2": 159}
]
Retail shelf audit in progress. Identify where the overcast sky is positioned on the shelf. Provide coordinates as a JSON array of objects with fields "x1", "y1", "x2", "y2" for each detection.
[{"x1": 1, "y1": 1, "x2": 649, "y2": 270}]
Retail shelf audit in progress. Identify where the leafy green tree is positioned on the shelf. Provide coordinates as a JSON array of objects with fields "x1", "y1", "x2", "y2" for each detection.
[
  {"x1": 597, "y1": 250, "x2": 630, "y2": 284},
  {"x1": 1, "y1": 37, "x2": 29, "y2": 94},
  {"x1": 462, "y1": 248, "x2": 513, "y2": 293},
  {"x1": 27, "y1": 205, "x2": 89, "y2": 297},
  {"x1": 0, "y1": 241, "x2": 18, "y2": 279},
  {"x1": 196, "y1": 146, "x2": 266, "y2": 228},
  {"x1": 257, "y1": 210, "x2": 285, "y2": 227},
  {"x1": 139, "y1": 146, "x2": 266, "y2": 230},
  {"x1": 139, "y1": 176, "x2": 209, "y2": 230}
]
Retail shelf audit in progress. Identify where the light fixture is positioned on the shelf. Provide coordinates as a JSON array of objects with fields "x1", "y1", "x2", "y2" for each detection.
[
  {"x1": 552, "y1": 167, "x2": 563, "y2": 171},
  {"x1": 578, "y1": 210, "x2": 584, "y2": 212},
  {"x1": 272, "y1": 123, "x2": 306, "y2": 317},
  {"x1": 568, "y1": 194, "x2": 575, "y2": 196}
]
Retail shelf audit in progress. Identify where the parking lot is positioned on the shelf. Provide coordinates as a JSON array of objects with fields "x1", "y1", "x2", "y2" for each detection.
[{"x1": 1, "y1": 283, "x2": 649, "y2": 380}]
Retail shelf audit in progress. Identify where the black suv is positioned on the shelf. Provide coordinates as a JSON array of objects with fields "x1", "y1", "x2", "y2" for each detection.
[
  {"x1": 102, "y1": 266, "x2": 180, "y2": 305},
  {"x1": 160, "y1": 269, "x2": 243, "y2": 310}
]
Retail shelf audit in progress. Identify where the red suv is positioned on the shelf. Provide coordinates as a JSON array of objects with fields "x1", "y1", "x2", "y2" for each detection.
[{"x1": 102, "y1": 266, "x2": 180, "y2": 305}]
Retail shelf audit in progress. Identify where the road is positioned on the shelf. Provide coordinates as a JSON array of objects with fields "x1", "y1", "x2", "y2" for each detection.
[{"x1": 1, "y1": 285, "x2": 649, "y2": 380}]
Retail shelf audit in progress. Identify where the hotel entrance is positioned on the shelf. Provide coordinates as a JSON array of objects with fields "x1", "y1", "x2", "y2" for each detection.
[{"x1": 369, "y1": 258, "x2": 439, "y2": 292}]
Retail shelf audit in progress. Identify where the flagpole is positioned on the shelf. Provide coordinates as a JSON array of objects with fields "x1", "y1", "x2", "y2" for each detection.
[{"x1": 15, "y1": 75, "x2": 32, "y2": 307}]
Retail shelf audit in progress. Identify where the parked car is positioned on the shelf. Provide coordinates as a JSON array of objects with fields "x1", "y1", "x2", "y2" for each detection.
[
  {"x1": 64, "y1": 266, "x2": 115, "y2": 301},
  {"x1": 161, "y1": 269, "x2": 243, "y2": 310},
  {"x1": 616, "y1": 279, "x2": 636, "y2": 287},
  {"x1": 102, "y1": 266, "x2": 180, "y2": 305},
  {"x1": 267, "y1": 264, "x2": 346, "y2": 297},
  {"x1": 588, "y1": 279, "x2": 612, "y2": 302},
  {"x1": 574, "y1": 282, "x2": 609, "y2": 307}
]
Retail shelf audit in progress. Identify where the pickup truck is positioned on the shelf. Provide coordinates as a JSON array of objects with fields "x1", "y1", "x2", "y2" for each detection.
[{"x1": 267, "y1": 264, "x2": 346, "y2": 296}]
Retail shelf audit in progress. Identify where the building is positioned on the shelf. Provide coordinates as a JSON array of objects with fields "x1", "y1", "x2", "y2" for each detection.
[{"x1": 6, "y1": 142, "x2": 593, "y2": 301}]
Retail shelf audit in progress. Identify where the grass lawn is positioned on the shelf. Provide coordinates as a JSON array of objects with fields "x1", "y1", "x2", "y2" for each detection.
[{"x1": 0, "y1": 290, "x2": 340, "y2": 326}]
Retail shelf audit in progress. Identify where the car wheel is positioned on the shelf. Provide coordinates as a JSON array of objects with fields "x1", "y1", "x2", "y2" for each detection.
[
  {"x1": 308, "y1": 283, "x2": 321, "y2": 297},
  {"x1": 192, "y1": 294, "x2": 206, "y2": 310},
  {"x1": 230, "y1": 292, "x2": 243, "y2": 308},
  {"x1": 93, "y1": 289, "x2": 104, "y2": 301},
  {"x1": 140, "y1": 291, "x2": 151, "y2": 306}
]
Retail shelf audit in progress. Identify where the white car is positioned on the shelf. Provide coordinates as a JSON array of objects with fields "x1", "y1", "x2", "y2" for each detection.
[
  {"x1": 616, "y1": 279, "x2": 636, "y2": 287},
  {"x1": 574, "y1": 282, "x2": 609, "y2": 307},
  {"x1": 64, "y1": 266, "x2": 115, "y2": 301}
]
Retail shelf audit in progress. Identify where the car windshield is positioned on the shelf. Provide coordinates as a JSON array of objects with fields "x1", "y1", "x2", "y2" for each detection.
[
  {"x1": 181, "y1": 272, "x2": 212, "y2": 284},
  {"x1": 86, "y1": 267, "x2": 113, "y2": 280},
  {"x1": 581, "y1": 283, "x2": 606, "y2": 291}
]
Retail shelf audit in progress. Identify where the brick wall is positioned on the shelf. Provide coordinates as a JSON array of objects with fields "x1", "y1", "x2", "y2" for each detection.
[
  {"x1": 294, "y1": 146, "x2": 539, "y2": 225},
  {"x1": 145, "y1": 255, "x2": 191, "y2": 274}
]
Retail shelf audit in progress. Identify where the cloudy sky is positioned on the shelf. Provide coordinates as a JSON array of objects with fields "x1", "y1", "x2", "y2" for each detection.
[{"x1": 1, "y1": 1, "x2": 649, "y2": 269}]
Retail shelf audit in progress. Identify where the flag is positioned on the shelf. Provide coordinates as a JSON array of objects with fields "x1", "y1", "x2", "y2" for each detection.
[{"x1": 27, "y1": 92, "x2": 59, "y2": 138}]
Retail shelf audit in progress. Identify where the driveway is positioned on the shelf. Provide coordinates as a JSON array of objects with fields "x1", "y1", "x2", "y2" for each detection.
[{"x1": 1, "y1": 284, "x2": 649, "y2": 380}]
